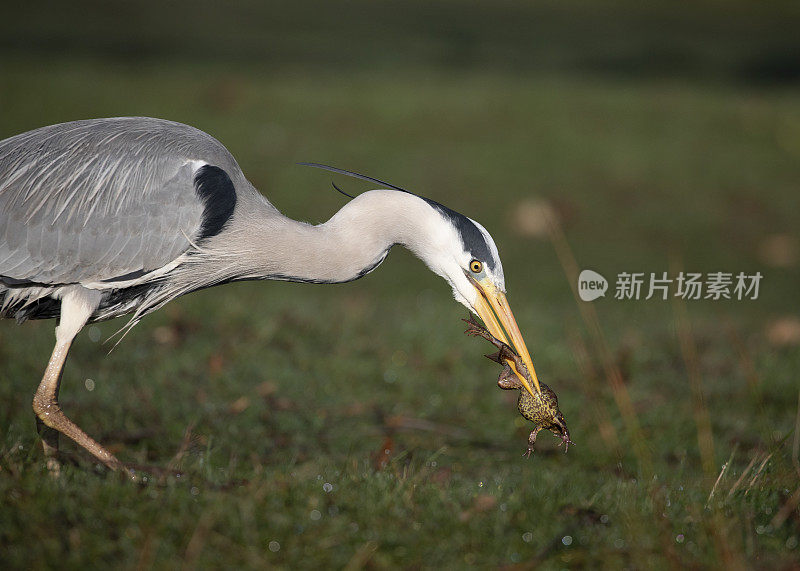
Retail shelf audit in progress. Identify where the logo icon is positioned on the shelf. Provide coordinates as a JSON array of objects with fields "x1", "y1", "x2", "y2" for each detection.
[{"x1": 578, "y1": 269, "x2": 608, "y2": 301}]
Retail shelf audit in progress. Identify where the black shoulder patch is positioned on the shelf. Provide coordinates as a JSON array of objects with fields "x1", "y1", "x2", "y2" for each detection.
[
  {"x1": 421, "y1": 199, "x2": 495, "y2": 270},
  {"x1": 194, "y1": 165, "x2": 237, "y2": 240}
]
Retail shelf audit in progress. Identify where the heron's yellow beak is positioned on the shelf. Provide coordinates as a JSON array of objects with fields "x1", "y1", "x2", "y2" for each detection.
[{"x1": 471, "y1": 277, "x2": 541, "y2": 397}]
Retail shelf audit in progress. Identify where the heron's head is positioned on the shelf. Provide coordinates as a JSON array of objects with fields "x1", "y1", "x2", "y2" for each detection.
[
  {"x1": 299, "y1": 162, "x2": 542, "y2": 397},
  {"x1": 416, "y1": 199, "x2": 541, "y2": 397}
]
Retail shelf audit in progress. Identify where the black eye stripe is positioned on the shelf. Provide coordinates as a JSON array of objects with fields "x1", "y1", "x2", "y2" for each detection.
[{"x1": 422, "y1": 203, "x2": 495, "y2": 272}]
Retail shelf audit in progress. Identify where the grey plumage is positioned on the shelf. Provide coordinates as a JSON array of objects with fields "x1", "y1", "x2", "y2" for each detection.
[
  {"x1": 0, "y1": 117, "x2": 280, "y2": 325},
  {"x1": 3, "y1": 118, "x2": 225, "y2": 279}
]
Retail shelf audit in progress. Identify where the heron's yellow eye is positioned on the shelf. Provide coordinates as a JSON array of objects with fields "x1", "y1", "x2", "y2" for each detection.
[{"x1": 469, "y1": 260, "x2": 483, "y2": 273}]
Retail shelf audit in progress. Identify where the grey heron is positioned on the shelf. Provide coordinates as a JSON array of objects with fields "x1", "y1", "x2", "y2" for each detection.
[{"x1": 0, "y1": 117, "x2": 541, "y2": 475}]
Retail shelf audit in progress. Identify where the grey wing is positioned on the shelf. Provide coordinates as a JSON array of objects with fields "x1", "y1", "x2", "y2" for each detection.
[{"x1": 0, "y1": 118, "x2": 237, "y2": 285}]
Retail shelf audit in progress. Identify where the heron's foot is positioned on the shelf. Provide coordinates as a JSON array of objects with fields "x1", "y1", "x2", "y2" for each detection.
[
  {"x1": 42, "y1": 442, "x2": 62, "y2": 476},
  {"x1": 35, "y1": 418, "x2": 63, "y2": 476},
  {"x1": 33, "y1": 396, "x2": 132, "y2": 477},
  {"x1": 43, "y1": 455, "x2": 62, "y2": 477}
]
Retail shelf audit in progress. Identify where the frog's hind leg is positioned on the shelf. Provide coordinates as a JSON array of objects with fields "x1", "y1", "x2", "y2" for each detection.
[
  {"x1": 524, "y1": 427, "x2": 542, "y2": 458},
  {"x1": 486, "y1": 343, "x2": 520, "y2": 366},
  {"x1": 497, "y1": 363, "x2": 520, "y2": 390}
]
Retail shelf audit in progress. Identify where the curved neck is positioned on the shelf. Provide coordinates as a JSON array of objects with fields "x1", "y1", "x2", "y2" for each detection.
[{"x1": 230, "y1": 190, "x2": 446, "y2": 284}]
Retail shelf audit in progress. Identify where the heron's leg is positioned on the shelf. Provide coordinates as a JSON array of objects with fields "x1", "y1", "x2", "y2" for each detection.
[
  {"x1": 34, "y1": 365, "x2": 64, "y2": 467},
  {"x1": 32, "y1": 288, "x2": 128, "y2": 474}
]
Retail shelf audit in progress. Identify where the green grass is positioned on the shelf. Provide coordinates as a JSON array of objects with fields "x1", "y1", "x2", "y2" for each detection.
[{"x1": 2, "y1": 14, "x2": 800, "y2": 568}]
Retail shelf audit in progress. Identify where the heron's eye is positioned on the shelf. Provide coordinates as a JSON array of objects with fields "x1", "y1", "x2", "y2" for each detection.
[{"x1": 469, "y1": 260, "x2": 483, "y2": 274}]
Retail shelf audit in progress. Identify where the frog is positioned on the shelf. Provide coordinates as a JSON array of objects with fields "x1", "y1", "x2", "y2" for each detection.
[{"x1": 464, "y1": 316, "x2": 573, "y2": 457}]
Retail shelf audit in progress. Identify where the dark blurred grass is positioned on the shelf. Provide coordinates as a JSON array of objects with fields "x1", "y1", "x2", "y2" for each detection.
[
  {"x1": 2, "y1": 0, "x2": 800, "y2": 85},
  {"x1": 1, "y1": 1, "x2": 800, "y2": 568}
]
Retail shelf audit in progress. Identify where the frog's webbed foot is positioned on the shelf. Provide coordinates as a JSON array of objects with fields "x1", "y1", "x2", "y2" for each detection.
[
  {"x1": 463, "y1": 316, "x2": 502, "y2": 347},
  {"x1": 523, "y1": 427, "x2": 542, "y2": 458},
  {"x1": 463, "y1": 316, "x2": 514, "y2": 359},
  {"x1": 463, "y1": 316, "x2": 522, "y2": 366},
  {"x1": 552, "y1": 414, "x2": 574, "y2": 453},
  {"x1": 555, "y1": 432, "x2": 575, "y2": 453}
]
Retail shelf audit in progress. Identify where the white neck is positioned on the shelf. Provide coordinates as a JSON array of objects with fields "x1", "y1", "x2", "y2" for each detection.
[{"x1": 223, "y1": 189, "x2": 452, "y2": 284}]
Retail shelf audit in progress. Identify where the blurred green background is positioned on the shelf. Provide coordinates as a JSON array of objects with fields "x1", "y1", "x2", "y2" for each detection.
[{"x1": 1, "y1": 1, "x2": 799, "y2": 568}]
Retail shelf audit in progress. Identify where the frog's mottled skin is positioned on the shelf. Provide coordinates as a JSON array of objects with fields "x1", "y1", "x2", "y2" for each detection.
[
  {"x1": 464, "y1": 316, "x2": 573, "y2": 457},
  {"x1": 497, "y1": 362, "x2": 572, "y2": 457},
  {"x1": 515, "y1": 376, "x2": 559, "y2": 425}
]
